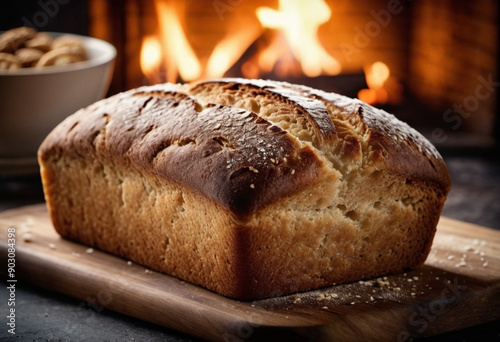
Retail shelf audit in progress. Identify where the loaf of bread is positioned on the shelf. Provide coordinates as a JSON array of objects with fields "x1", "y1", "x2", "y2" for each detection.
[{"x1": 38, "y1": 78, "x2": 450, "y2": 300}]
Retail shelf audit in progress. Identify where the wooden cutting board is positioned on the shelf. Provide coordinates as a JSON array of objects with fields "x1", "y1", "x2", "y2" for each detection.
[{"x1": 1, "y1": 204, "x2": 499, "y2": 341}]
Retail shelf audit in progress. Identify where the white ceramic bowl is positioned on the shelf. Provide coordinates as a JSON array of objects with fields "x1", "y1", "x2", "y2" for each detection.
[{"x1": 0, "y1": 32, "x2": 116, "y2": 176}]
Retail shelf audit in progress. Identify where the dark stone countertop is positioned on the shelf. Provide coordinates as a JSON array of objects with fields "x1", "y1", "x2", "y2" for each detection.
[{"x1": 0, "y1": 151, "x2": 499, "y2": 341}]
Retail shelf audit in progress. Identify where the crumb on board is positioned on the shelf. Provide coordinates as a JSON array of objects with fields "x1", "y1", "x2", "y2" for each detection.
[
  {"x1": 127, "y1": 261, "x2": 132, "y2": 266},
  {"x1": 22, "y1": 233, "x2": 33, "y2": 242},
  {"x1": 49, "y1": 243, "x2": 56, "y2": 249},
  {"x1": 86, "y1": 248, "x2": 94, "y2": 254}
]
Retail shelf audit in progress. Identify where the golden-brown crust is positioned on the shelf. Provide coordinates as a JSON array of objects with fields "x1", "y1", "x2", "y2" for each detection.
[
  {"x1": 39, "y1": 83, "x2": 328, "y2": 220},
  {"x1": 39, "y1": 78, "x2": 451, "y2": 300}
]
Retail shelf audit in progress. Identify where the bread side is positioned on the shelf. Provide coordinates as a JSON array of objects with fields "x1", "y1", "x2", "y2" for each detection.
[{"x1": 39, "y1": 78, "x2": 450, "y2": 299}]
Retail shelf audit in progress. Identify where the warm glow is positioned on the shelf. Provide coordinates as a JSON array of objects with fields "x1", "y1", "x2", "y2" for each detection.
[
  {"x1": 255, "y1": 0, "x2": 341, "y2": 77},
  {"x1": 205, "y1": 26, "x2": 262, "y2": 79},
  {"x1": 358, "y1": 62, "x2": 390, "y2": 105},
  {"x1": 365, "y1": 62, "x2": 390, "y2": 89},
  {"x1": 155, "y1": 0, "x2": 201, "y2": 82},
  {"x1": 143, "y1": 0, "x2": 343, "y2": 83},
  {"x1": 140, "y1": 36, "x2": 162, "y2": 82}
]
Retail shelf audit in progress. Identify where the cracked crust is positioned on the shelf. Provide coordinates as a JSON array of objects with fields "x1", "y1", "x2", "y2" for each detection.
[{"x1": 38, "y1": 78, "x2": 450, "y2": 299}]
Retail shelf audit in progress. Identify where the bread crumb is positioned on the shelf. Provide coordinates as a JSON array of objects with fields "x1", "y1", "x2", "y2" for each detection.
[
  {"x1": 455, "y1": 260, "x2": 467, "y2": 267},
  {"x1": 248, "y1": 166, "x2": 259, "y2": 173},
  {"x1": 293, "y1": 297, "x2": 301, "y2": 304},
  {"x1": 86, "y1": 248, "x2": 94, "y2": 254},
  {"x1": 71, "y1": 252, "x2": 81, "y2": 257},
  {"x1": 447, "y1": 255, "x2": 455, "y2": 260},
  {"x1": 411, "y1": 293, "x2": 416, "y2": 296},
  {"x1": 355, "y1": 295, "x2": 361, "y2": 298},
  {"x1": 145, "y1": 269, "x2": 152, "y2": 274},
  {"x1": 270, "y1": 158, "x2": 276, "y2": 164},
  {"x1": 291, "y1": 169, "x2": 295, "y2": 175},
  {"x1": 482, "y1": 261, "x2": 488, "y2": 267},
  {"x1": 369, "y1": 296, "x2": 374, "y2": 301},
  {"x1": 49, "y1": 243, "x2": 56, "y2": 249},
  {"x1": 350, "y1": 302, "x2": 355, "y2": 305},
  {"x1": 413, "y1": 276, "x2": 419, "y2": 281},
  {"x1": 316, "y1": 293, "x2": 325, "y2": 300},
  {"x1": 322, "y1": 306, "x2": 329, "y2": 310},
  {"x1": 464, "y1": 245, "x2": 474, "y2": 252},
  {"x1": 23, "y1": 233, "x2": 33, "y2": 242},
  {"x1": 127, "y1": 261, "x2": 132, "y2": 265},
  {"x1": 250, "y1": 184, "x2": 255, "y2": 189},
  {"x1": 331, "y1": 293, "x2": 339, "y2": 299}
]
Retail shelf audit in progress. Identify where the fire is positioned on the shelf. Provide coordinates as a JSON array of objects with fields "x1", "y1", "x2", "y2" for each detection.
[
  {"x1": 255, "y1": 0, "x2": 341, "y2": 77},
  {"x1": 358, "y1": 62, "x2": 390, "y2": 105},
  {"x1": 140, "y1": 0, "x2": 341, "y2": 83},
  {"x1": 154, "y1": 0, "x2": 201, "y2": 83},
  {"x1": 140, "y1": 36, "x2": 162, "y2": 83}
]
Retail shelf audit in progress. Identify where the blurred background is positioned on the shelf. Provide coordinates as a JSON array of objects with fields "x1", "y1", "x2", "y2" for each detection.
[
  {"x1": 2, "y1": 0, "x2": 498, "y2": 149},
  {"x1": 0, "y1": 1, "x2": 499, "y2": 340}
]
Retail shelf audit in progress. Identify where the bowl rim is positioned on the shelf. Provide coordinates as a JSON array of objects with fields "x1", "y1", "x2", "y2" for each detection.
[{"x1": 0, "y1": 32, "x2": 117, "y2": 76}]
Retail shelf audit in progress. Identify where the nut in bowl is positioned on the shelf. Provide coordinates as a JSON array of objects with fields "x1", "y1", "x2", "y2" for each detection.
[{"x1": 0, "y1": 29, "x2": 116, "y2": 176}]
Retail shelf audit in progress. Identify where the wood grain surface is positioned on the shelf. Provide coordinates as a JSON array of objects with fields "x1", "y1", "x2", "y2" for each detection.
[{"x1": 0, "y1": 204, "x2": 499, "y2": 341}]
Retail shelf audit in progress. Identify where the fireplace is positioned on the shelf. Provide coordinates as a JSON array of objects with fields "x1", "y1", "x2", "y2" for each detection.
[{"x1": 4, "y1": 0, "x2": 498, "y2": 149}]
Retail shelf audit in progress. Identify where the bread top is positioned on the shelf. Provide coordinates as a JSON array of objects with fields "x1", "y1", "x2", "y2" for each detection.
[{"x1": 39, "y1": 78, "x2": 450, "y2": 221}]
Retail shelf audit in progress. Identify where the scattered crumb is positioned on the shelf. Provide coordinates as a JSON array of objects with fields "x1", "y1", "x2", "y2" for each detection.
[
  {"x1": 455, "y1": 260, "x2": 467, "y2": 268},
  {"x1": 447, "y1": 255, "x2": 455, "y2": 260},
  {"x1": 26, "y1": 217, "x2": 34, "y2": 226},
  {"x1": 355, "y1": 295, "x2": 361, "y2": 298},
  {"x1": 23, "y1": 233, "x2": 33, "y2": 242},
  {"x1": 350, "y1": 302, "x2": 355, "y2": 305},
  {"x1": 71, "y1": 252, "x2": 81, "y2": 257},
  {"x1": 413, "y1": 276, "x2": 419, "y2": 281},
  {"x1": 483, "y1": 261, "x2": 488, "y2": 267},
  {"x1": 316, "y1": 293, "x2": 325, "y2": 301},
  {"x1": 369, "y1": 296, "x2": 374, "y2": 301},
  {"x1": 435, "y1": 277, "x2": 440, "y2": 280},
  {"x1": 407, "y1": 278, "x2": 413, "y2": 282},
  {"x1": 464, "y1": 245, "x2": 474, "y2": 252},
  {"x1": 145, "y1": 269, "x2": 152, "y2": 274},
  {"x1": 322, "y1": 306, "x2": 329, "y2": 310},
  {"x1": 86, "y1": 248, "x2": 94, "y2": 254},
  {"x1": 331, "y1": 293, "x2": 339, "y2": 299},
  {"x1": 293, "y1": 297, "x2": 301, "y2": 304},
  {"x1": 248, "y1": 166, "x2": 259, "y2": 173},
  {"x1": 49, "y1": 243, "x2": 56, "y2": 249},
  {"x1": 480, "y1": 252, "x2": 485, "y2": 257},
  {"x1": 291, "y1": 169, "x2": 295, "y2": 175},
  {"x1": 250, "y1": 184, "x2": 255, "y2": 189},
  {"x1": 411, "y1": 293, "x2": 416, "y2": 296},
  {"x1": 127, "y1": 261, "x2": 132, "y2": 266}
]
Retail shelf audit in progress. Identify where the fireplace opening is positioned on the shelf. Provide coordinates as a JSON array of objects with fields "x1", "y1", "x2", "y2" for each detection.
[{"x1": 3, "y1": 0, "x2": 498, "y2": 150}]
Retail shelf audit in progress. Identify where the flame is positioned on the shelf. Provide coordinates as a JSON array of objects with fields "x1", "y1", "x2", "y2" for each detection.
[
  {"x1": 142, "y1": 0, "x2": 342, "y2": 83},
  {"x1": 154, "y1": 0, "x2": 201, "y2": 83},
  {"x1": 140, "y1": 36, "x2": 162, "y2": 83},
  {"x1": 205, "y1": 25, "x2": 262, "y2": 79},
  {"x1": 358, "y1": 62, "x2": 390, "y2": 105},
  {"x1": 255, "y1": 0, "x2": 341, "y2": 77}
]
